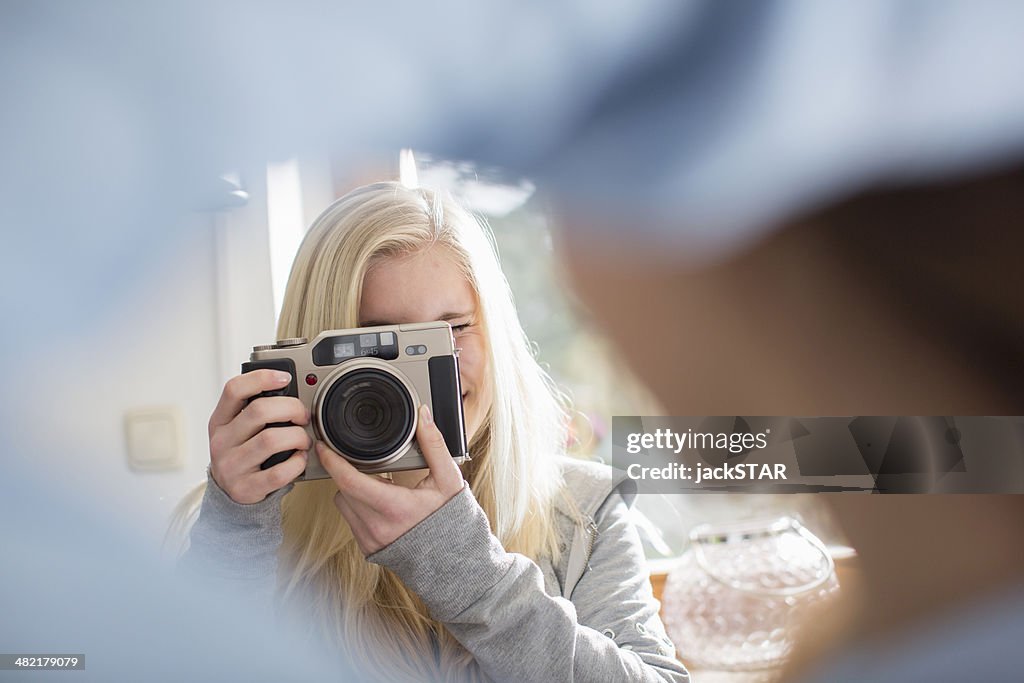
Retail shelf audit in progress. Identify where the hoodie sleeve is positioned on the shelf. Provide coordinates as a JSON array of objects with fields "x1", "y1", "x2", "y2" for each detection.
[
  {"x1": 178, "y1": 469, "x2": 292, "y2": 607},
  {"x1": 367, "y1": 484, "x2": 689, "y2": 682}
]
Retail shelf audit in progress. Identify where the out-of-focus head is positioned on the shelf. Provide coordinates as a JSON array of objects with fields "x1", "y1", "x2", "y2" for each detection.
[
  {"x1": 543, "y1": 2, "x2": 1024, "y2": 416},
  {"x1": 549, "y1": 4, "x2": 1024, "y2": 652},
  {"x1": 559, "y1": 165, "x2": 1024, "y2": 417}
]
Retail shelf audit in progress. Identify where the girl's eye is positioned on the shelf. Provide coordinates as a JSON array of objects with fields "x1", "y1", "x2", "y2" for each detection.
[{"x1": 452, "y1": 323, "x2": 472, "y2": 333}]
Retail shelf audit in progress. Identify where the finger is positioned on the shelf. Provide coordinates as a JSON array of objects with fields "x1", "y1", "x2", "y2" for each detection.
[
  {"x1": 415, "y1": 404, "x2": 463, "y2": 493},
  {"x1": 333, "y1": 490, "x2": 377, "y2": 529},
  {"x1": 333, "y1": 490, "x2": 353, "y2": 516},
  {"x1": 333, "y1": 491, "x2": 374, "y2": 555},
  {"x1": 212, "y1": 428, "x2": 305, "y2": 489},
  {"x1": 317, "y1": 442, "x2": 396, "y2": 506},
  {"x1": 217, "y1": 450, "x2": 306, "y2": 504},
  {"x1": 209, "y1": 370, "x2": 292, "y2": 432},
  {"x1": 237, "y1": 425, "x2": 312, "y2": 470},
  {"x1": 225, "y1": 396, "x2": 308, "y2": 445},
  {"x1": 331, "y1": 485, "x2": 385, "y2": 524},
  {"x1": 246, "y1": 449, "x2": 308, "y2": 496}
]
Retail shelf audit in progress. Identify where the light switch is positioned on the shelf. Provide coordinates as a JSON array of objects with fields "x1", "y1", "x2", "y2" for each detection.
[{"x1": 125, "y1": 406, "x2": 184, "y2": 471}]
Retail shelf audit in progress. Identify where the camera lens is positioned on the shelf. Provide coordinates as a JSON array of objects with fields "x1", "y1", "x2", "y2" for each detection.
[{"x1": 321, "y1": 368, "x2": 415, "y2": 461}]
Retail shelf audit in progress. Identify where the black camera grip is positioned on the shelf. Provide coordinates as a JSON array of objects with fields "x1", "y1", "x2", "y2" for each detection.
[
  {"x1": 241, "y1": 358, "x2": 300, "y2": 470},
  {"x1": 429, "y1": 355, "x2": 469, "y2": 460}
]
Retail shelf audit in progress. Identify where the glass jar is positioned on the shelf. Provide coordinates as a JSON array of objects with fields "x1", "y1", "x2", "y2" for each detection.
[{"x1": 661, "y1": 516, "x2": 839, "y2": 671}]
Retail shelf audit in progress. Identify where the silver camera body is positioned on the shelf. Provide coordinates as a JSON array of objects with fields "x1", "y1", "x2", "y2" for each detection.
[{"x1": 242, "y1": 321, "x2": 469, "y2": 480}]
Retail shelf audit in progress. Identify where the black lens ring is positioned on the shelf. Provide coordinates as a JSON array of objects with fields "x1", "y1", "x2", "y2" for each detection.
[{"x1": 321, "y1": 368, "x2": 414, "y2": 461}]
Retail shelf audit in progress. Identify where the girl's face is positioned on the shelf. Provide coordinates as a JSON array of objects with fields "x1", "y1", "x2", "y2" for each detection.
[{"x1": 359, "y1": 246, "x2": 491, "y2": 446}]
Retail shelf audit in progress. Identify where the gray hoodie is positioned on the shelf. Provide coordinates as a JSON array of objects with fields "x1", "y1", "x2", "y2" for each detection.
[{"x1": 182, "y1": 457, "x2": 690, "y2": 682}]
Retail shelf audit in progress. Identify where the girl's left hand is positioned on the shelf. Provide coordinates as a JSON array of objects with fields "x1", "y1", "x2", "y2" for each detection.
[{"x1": 318, "y1": 404, "x2": 466, "y2": 555}]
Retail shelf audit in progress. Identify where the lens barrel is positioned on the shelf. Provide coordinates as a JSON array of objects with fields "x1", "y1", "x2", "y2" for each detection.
[{"x1": 320, "y1": 367, "x2": 415, "y2": 462}]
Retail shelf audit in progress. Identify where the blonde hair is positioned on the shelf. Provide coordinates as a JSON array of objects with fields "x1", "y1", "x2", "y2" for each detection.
[{"x1": 176, "y1": 182, "x2": 568, "y2": 681}]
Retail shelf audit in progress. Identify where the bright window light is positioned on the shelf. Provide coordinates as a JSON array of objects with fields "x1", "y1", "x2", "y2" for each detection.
[{"x1": 266, "y1": 158, "x2": 306, "y2": 322}]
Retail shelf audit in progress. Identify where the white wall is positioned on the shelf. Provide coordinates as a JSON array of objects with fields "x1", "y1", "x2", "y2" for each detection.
[
  {"x1": 17, "y1": 159, "x2": 339, "y2": 553},
  {"x1": 22, "y1": 175, "x2": 280, "y2": 552}
]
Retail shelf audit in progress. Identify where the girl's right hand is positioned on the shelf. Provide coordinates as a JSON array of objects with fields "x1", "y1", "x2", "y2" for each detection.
[{"x1": 207, "y1": 369, "x2": 311, "y2": 504}]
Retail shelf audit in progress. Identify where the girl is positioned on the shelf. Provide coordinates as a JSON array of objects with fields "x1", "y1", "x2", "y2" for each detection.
[{"x1": 178, "y1": 181, "x2": 688, "y2": 682}]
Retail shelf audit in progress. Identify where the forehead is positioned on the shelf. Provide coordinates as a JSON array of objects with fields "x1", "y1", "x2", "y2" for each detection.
[{"x1": 359, "y1": 246, "x2": 476, "y2": 325}]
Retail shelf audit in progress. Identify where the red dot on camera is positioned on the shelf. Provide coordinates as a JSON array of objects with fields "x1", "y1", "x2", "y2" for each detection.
[{"x1": 305, "y1": 374, "x2": 318, "y2": 386}]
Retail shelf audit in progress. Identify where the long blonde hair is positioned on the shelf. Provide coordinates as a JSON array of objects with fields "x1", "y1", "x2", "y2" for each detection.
[{"x1": 176, "y1": 182, "x2": 568, "y2": 681}]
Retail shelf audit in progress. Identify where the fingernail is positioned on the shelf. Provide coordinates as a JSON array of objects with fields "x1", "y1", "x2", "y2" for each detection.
[
  {"x1": 274, "y1": 371, "x2": 292, "y2": 384},
  {"x1": 420, "y1": 404, "x2": 433, "y2": 425}
]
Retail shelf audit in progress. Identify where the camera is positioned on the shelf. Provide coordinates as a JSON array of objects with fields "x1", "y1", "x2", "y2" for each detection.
[{"x1": 242, "y1": 321, "x2": 469, "y2": 479}]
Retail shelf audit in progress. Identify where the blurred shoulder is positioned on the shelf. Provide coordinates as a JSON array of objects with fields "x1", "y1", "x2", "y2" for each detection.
[{"x1": 555, "y1": 456, "x2": 637, "y2": 520}]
